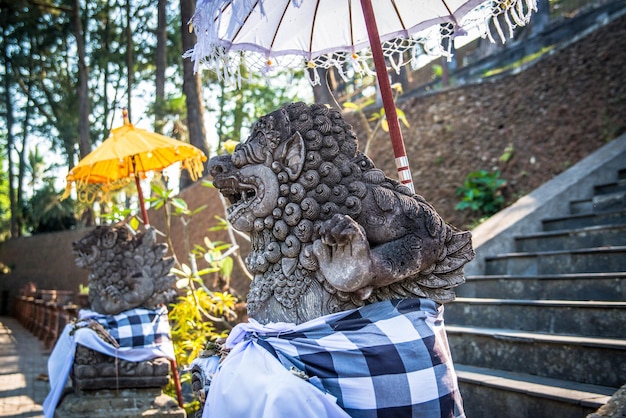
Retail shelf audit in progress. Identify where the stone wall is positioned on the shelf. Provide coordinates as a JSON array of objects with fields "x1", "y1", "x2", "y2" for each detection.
[{"x1": 0, "y1": 228, "x2": 91, "y2": 314}]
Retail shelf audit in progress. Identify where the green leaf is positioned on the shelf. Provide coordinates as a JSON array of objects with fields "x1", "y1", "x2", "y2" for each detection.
[
  {"x1": 204, "y1": 237, "x2": 216, "y2": 249},
  {"x1": 214, "y1": 243, "x2": 231, "y2": 252},
  {"x1": 197, "y1": 267, "x2": 220, "y2": 275},
  {"x1": 363, "y1": 98, "x2": 376, "y2": 107},
  {"x1": 192, "y1": 205, "x2": 208, "y2": 215},
  {"x1": 221, "y1": 257, "x2": 234, "y2": 278},
  {"x1": 171, "y1": 198, "x2": 188, "y2": 211}
]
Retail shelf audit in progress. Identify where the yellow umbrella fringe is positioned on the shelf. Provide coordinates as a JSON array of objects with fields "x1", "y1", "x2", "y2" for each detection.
[
  {"x1": 64, "y1": 156, "x2": 204, "y2": 204},
  {"x1": 182, "y1": 156, "x2": 205, "y2": 181},
  {"x1": 64, "y1": 178, "x2": 133, "y2": 204}
]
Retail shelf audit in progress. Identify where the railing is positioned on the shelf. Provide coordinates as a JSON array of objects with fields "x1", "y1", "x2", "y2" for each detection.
[{"x1": 13, "y1": 290, "x2": 80, "y2": 349}]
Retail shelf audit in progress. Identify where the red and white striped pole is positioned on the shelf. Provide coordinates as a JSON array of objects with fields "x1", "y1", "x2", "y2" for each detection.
[{"x1": 360, "y1": 0, "x2": 415, "y2": 194}]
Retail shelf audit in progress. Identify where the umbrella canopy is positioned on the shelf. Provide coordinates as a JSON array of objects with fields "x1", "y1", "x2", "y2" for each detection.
[
  {"x1": 186, "y1": 0, "x2": 535, "y2": 192},
  {"x1": 188, "y1": 0, "x2": 535, "y2": 77},
  {"x1": 64, "y1": 109, "x2": 207, "y2": 225}
]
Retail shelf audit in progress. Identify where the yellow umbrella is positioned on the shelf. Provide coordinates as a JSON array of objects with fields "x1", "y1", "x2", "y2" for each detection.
[{"x1": 64, "y1": 109, "x2": 207, "y2": 225}]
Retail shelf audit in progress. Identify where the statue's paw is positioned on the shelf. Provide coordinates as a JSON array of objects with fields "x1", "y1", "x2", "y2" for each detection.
[
  {"x1": 317, "y1": 214, "x2": 364, "y2": 246},
  {"x1": 313, "y1": 214, "x2": 374, "y2": 294},
  {"x1": 103, "y1": 285, "x2": 121, "y2": 302}
]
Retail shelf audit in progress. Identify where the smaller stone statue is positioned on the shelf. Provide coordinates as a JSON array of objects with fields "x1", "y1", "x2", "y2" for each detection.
[
  {"x1": 72, "y1": 225, "x2": 176, "y2": 315},
  {"x1": 45, "y1": 225, "x2": 184, "y2": 418}
]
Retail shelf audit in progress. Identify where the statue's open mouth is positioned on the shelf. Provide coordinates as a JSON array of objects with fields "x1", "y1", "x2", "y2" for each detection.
[
  {"x1": 223, "y1": 184, "x2": 257, "y2": 216},
  {"x1": 213, "y1": 175, "x2": 263, "y2": 223},
  {"x1": 73, "y1": 246, "x2": 98, "y2": 267},
  {"x1": 211, "y1": 164, "x2": 278, "y2": 231}
]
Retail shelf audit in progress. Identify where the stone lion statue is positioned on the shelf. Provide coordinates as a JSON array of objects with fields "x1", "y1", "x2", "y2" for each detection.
[
  {"x1": 209, "y1": 102, "x2": 474, "y2": 325},
  {"x1": 72, "y1": 225, "x2": 176, "y2": 315}
]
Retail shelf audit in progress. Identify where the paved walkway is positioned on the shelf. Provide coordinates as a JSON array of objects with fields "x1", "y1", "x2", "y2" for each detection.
[{"x1": 0, "y1": 316, "x2": 49, "y2": 418}]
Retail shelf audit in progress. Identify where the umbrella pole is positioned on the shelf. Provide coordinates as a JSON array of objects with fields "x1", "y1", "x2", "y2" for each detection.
[
  {"x1": 360, "y1": 0, "x2": 415, "y2": 194},
  {"x1": 132, "y1": 156, "x2": 150, "y2": 226}
]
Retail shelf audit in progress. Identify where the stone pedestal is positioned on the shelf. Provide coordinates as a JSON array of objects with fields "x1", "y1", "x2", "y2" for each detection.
[
  {"x1": 54, "y1": 388, "x2": 186, "y2": 417},
  {"x1": 55, "y1": 345, "x2": 186, "y2": 417},
  {"x1": 72, "y1": 345, "x2": 171, "y2": 391}
]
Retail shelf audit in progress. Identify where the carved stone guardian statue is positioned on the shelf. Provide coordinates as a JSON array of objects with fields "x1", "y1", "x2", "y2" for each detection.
[
  {"x1": 193, "y1": 102, "x2": 474, "y2": 417},
  {"x1": 44, "y1": 225, "x2": 185, "y2": 418}
]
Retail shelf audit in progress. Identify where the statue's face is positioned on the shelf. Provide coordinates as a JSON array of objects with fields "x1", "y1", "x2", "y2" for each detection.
[
  {"x1": 72, "y1": 239, "x2": 98, "y2": 269},
  {"x1": 72, "y1": 226, "x2": 131, "y2": 269},
  {"x1": 209, "y1": 154, "x2": 280, "y2": 232},
  {"x1": 72, "y1": 226, "x2": 114, "y2": 269},
  {"x1": 208, "y1": 112, "x2": 305, "y2": 233}
]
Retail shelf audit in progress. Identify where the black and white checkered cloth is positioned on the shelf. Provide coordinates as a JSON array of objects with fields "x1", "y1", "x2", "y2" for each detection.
[
  {"x1": 44, "y1": 306, "x2": 175, "y2": 418},
  {"x1": 213, "y1": 298, "x2": 465, "y2": 418},
  {"x1": 79, "y1": 306, "x2": 172, "y2": 349}
]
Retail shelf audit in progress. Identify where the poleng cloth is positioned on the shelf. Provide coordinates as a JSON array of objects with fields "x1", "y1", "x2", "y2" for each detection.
[
  {"x1": 43, "y1": 307, "x2": 175, "y2": 418},
  {"x1": 203, "y1": 298, "x2": 465, "y2": 417}
]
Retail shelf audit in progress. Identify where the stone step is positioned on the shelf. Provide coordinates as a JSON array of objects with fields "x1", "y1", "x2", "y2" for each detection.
[
  {"x1": 570, "y1": 191, "x2": 626, "y2": 215},
  {"x1": 447, "y1": 326, "x2": 626, "y2": 387},
  {"x1": 514, "y1": 223, "x2": 626, "y2": 252},
  {"x1": 445, "y1": 298, "x2": 626, "y2": 338},
  {"x1": 595, "y1": 178, "x2": 626, "y2": 195},
  {"x1": 456, "y1": 364, "x2": 616, "y2": 418},
  {"x1": 484, "y1": 246, "x2": 626, "y2": 275},
  {"x1": 458, "y1": 273, "x2": 626, "y2": 301},
  {"x1": 542, "y1": 209, "x2": 626, "y2": 231}
]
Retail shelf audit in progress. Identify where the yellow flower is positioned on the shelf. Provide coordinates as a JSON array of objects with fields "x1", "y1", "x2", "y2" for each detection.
[{"x1": 223, "y1": 139, "x2": 238, "y2": 154}]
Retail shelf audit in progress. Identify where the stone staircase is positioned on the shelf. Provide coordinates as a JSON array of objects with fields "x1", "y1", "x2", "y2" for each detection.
[{"x1": 446, "y1": 165, "x2": 626, "y2": 417}]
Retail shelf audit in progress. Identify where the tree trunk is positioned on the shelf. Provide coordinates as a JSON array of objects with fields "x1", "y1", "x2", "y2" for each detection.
[
  {"x1": 16, "y1": 92, "x2": 32, "y2": 237},
  {"x1": 73, "y1": 0, "x2": 91, "y2": 158},
  {"x1": 180, "y1": 0, "x2": 209, "y2": 189},
  {"x1": 1, "y1": 24, "x2": 18, "y2": 238},
  {"x1": 155, "y1": 0, "x2": 167, "y2": 133},
  {"x1": 310, "y1": 68, "x2": 340, "y2": 109},
  {"x1": 102, "y1": 0, "x2": 112, "y2": 131},
  {"x1": 125, "y1": 0, "x2": 133, "y2": 121}
]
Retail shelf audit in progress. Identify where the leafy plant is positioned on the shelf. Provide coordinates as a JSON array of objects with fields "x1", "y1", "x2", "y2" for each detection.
[
  {"x1": 24, "y1": 184, "x2": 77, "y2": 233},
  {"x1": 145, "y1": 182, "x2": 240, "y2": 413},
  {"x1": 455, "y1": 170, "x2": 507, "y2": 216}
]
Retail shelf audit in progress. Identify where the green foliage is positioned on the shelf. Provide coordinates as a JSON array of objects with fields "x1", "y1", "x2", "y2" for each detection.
[
  {"x1": 432, "y1": 64, "x2": 444, "y2": 78},
  {"x1": 78, "y1": 284, "x2": 89, "y2": 295},
  {"x1": 0, "y1": 150, "x2": 11, "y2": 241},
  {"x1": 455, "y1": 170, "x2": 507, "y2": 216},
  {"x1": 24, "y1": 184, "x2": 77, "y2": 234},
  {"x1": 146, "y1": 182, "x2": 240, "y2": 413},
  {"x1": 213, "y1": 68, "x2": 302, "y2": 149},
  {"x1": 166, "y1": 288, "x2": 236, "y2": 414},
  {"x1": 168, "y1": 288, "x2": 237, "y2": 367}
]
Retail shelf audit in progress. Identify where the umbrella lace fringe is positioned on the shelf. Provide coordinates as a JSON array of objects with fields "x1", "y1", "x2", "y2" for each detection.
[{"x1": 185, "y1": 0, "x2": 537, "y2": 87}]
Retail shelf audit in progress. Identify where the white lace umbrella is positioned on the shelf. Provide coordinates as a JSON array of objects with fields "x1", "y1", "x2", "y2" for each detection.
[{"x1": 187, "y1": 0, "x2": 536, "y2": 192}]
